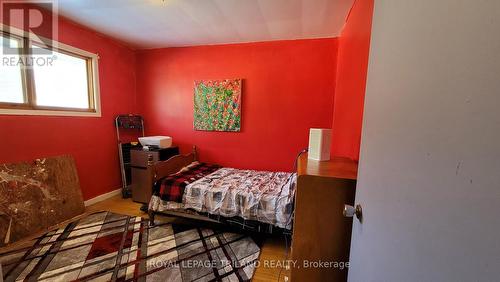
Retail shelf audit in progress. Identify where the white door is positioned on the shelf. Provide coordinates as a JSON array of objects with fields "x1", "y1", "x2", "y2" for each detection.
[{"x1": 348, "y1": 1, "x2": 500, "y2": 281}]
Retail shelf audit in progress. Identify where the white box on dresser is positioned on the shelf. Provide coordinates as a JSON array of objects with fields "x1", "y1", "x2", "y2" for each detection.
[{"x1": 308, "y1": 128, "x2": 332, "y2": 161}]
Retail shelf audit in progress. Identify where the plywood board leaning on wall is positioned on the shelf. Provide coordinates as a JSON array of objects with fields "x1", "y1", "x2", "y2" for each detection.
[{"x1": 0, "y1": 155, "x2": 85, "y2": 247}]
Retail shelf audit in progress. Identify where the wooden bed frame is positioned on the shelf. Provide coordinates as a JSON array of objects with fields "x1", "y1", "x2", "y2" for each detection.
[
  {"x1": 147, "y1": 146, "x2": 200, "y2": 225},
  {"x1": 153, "y1": 146, "x2": 198, "y2": 182},
  {"x1": 146, "y1": 146, "x2": 288, "y2": 234}
]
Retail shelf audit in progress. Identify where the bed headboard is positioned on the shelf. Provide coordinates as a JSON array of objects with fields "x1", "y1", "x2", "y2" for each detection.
[{"x1": 152, "y1": 146, "x2": 198, "y2": 181}]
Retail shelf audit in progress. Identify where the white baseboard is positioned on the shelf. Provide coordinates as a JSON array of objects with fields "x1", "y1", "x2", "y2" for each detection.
[{"x1": 84, "y1": 188, "x2": 122, "y2": 207}]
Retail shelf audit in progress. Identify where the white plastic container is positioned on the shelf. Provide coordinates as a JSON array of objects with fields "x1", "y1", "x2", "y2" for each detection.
[
  {"x1": 138, "y1": 136, "x2": 172, "y2": 148},
  {"x1": 308, "y1": 129, "x2": 331, "y2": 161}
]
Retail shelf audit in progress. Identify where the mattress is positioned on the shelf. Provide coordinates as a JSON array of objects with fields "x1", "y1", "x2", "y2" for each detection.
[{"x1": 149, "y1": 162, "x2": 297, "y2": 229}]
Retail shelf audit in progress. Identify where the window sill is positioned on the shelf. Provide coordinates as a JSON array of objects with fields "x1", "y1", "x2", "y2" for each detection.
[{"x1": 0, "y1": 108, "x2": 102, "y2": 117}]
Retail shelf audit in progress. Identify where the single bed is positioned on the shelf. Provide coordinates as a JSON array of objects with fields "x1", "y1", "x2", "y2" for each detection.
[{"x1": 147, "y1": 147, "x2": 296, "y2": 232}]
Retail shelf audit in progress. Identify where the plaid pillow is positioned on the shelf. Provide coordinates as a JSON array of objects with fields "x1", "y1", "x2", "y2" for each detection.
[{"x1": 153, "y1": 163, "x2": 221, "y2": 203}]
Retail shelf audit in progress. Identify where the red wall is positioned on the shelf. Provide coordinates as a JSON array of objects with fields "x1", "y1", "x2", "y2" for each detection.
[
  {"x1": 0, "y1": 5, "x2": 137, "y2": 200},
  {"x1": 136, "y1": 39, "x2": 338, "y2": 171},
  {"x1": 1, "y1": 1, "x2": 372, "y2": 199},
  {"x1": 331, "y1": 0, "x2": 374, "y2": 160}
]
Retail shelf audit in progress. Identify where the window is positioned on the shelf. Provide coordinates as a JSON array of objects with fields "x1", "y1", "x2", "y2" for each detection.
[
  {"x1": 0, "y1": 27, "x2": 100, "y2": 116},
  {"x1": 0, "y1": 34, "x2": 24, "y2": 104}
]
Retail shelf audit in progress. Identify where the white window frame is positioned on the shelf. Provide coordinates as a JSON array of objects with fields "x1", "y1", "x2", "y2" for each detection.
[{"x1": 0, "y1": 24, "x2": 101, "y2": 117}]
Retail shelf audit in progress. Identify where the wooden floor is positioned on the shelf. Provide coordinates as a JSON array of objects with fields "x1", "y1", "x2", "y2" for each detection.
[{"x1": 87, "y1": 195, "x2": 290, "y2": 281}]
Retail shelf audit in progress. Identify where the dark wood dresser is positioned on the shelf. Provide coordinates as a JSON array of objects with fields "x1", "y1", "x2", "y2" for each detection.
[{"x1": 290, "y1": 153, "x2": 358, "y2": 281}]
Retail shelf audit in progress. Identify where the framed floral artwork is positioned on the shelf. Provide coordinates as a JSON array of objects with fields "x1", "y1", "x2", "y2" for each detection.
[{"x1": 194, "y1": 79, "x2": 242, "y2": 132}]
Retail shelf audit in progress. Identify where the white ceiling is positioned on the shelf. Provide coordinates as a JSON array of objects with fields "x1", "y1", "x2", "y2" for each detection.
[{"x1": 55, "y1": 0, "x2": 354, "y2": 49}]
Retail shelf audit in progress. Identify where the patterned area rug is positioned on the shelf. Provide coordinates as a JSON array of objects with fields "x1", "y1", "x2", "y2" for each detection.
[{"x1": 0, "y1": 212, "x2": 261, "y2": 281}]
